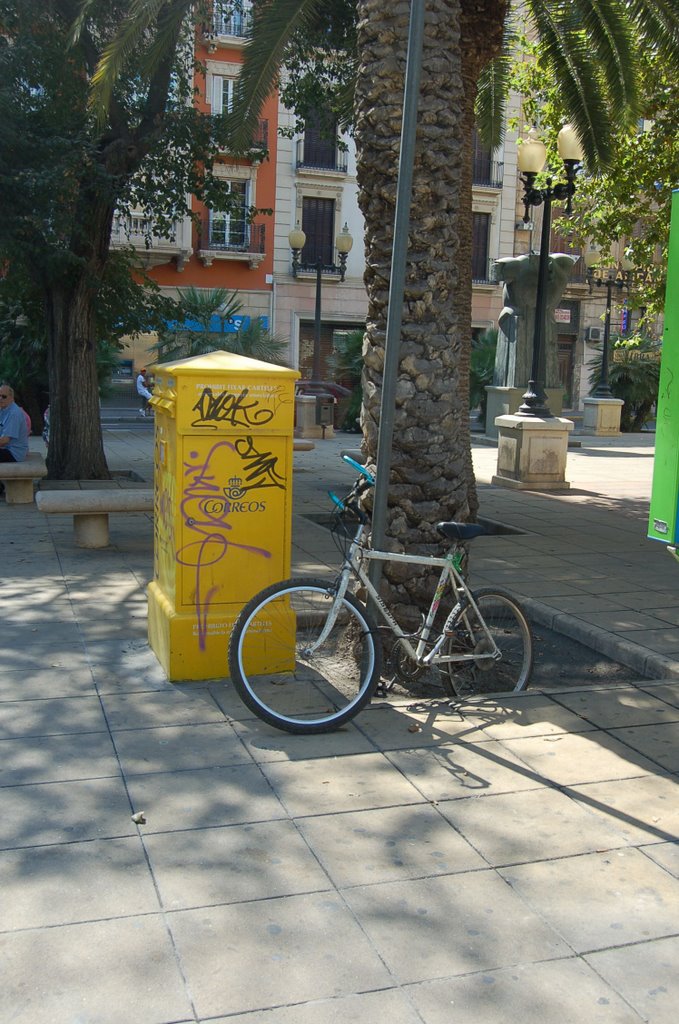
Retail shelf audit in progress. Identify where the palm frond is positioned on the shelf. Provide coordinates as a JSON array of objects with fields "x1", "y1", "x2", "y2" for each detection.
[
  {"x1": 68, "y1": 0, "x2": 100, "y2": 47},
  {"x1": 626, "y1": 0, "x2": 679, "y2": 63},
  {"x1": 475, "y1": 17, "x2": 518, "y2": 151},
  {"x1": 88, "y1": 0, "x2": 194, "y2": 123},
  {"x1": 226, "y1": 0, "x2": 323, "y2": 153},
  {"x1": 334, "y1": 55, "x2": 359, "y2": 133},
  {"x1": 525, "y1": 0, "x2": 636, "y2": 170},
  {"x1": 563, "y1": 0, "x2": 637, "y2": 123},
  {"x1": 476, "y1": 55, "x2": 510, "y2": 151}
]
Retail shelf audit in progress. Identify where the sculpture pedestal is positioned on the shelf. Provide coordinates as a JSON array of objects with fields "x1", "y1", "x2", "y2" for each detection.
[
  {"x1": 493, "y1": 414, "x2": 574, "y2": 490},
  {"x1": 582, "y1": 397, "x2": 624, "y2": 436},
  {"x1": 485, "y1": 387, "x2": 564, "y2": 439}
]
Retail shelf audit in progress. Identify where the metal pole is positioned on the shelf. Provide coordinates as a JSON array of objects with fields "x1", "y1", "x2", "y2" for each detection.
[
  {"x1": 312, "y1": 259, "x2": 323, "y2": 385},
  {"x1": 369, "y1": 0, "x2": 425, "y2": 590},
  {"x1": 518, "y1": 187, "x2": 553, "y2": 417},
  {"x1": 594, "y1": 277, "x2": 614, "y2": 397}
]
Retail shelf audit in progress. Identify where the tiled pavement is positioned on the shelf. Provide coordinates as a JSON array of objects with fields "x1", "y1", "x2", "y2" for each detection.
[{"x1": 1, "y1": 427, "x2": 678, "y2": 1023}]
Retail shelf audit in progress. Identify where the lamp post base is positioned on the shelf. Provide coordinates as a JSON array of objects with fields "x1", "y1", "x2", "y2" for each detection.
[
  {"x1": 582, "y1": 396, "x2": 624, "y2": 436},
  {"x1": 484, "y1": 387, "x2": 566, "y2": 439},
  {"x1": 493, "y1": 413, "x2": 574, "y2": 490}
]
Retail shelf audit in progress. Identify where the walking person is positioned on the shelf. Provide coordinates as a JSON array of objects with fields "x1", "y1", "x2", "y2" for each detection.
[{"x1": 0, "y1": 383, "x2": 29, "y2": 463}]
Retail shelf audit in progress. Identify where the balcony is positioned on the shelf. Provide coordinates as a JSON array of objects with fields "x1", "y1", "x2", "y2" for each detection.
[
  {"x1": 110, "y1": 213, "x2": 192, "y2": 269},
  {"x1": 214, "y1": 118, "x2": 269, "y2": 158},
  {"x1": 296, "y1": 138, "x2": 348, "y2": 175},
  {"x1": 472, "y1": 257, "x2": 497, "y2": 285},
  {"x1": 203, "y1": 4, "x2": 253, "y2": 46},
  {"x1": 198, "y1": 220, "x2": 266, "y2": 269},
  {"x1": 472, "y1": 159, "x2": 504, "y2": 189}
]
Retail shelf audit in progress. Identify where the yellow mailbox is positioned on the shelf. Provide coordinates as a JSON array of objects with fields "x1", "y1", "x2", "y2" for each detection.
[{"x1": 147, "y1": 350, "x2": 299, "y2": 680}]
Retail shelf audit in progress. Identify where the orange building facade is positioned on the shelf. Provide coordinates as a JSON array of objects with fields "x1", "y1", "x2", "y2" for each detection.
[{"x1": 116, "y1": 7, "x2": 277, "y2": 370}]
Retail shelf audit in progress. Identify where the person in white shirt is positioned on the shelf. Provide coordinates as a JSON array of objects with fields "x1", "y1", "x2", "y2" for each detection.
[{"x1": 136, "y1": 368, "x2": 153, "y2": 417}]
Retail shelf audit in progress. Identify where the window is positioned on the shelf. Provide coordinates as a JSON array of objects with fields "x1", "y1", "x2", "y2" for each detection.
[
  {"x1": 472, "y1": 128, "x2": 502, "y2": 187},
  {"x1": 471, "y1": 212, "x2": 491, "y2": 281},
  {"x1": 301, "y1": 196, "x2": 335, "y2": 267},
  {"x1": 302, "y1": 111, "x2": 339, "y2": 170},
  {"x1": 472, "y1": 129, "x2": 492, "y2": 183},
  {"x1": 209, "y1": 181, "x2": 249, "y2": 249},
  {"x1": 211, "y1": 75, "x2": 235, "y2": 115}
]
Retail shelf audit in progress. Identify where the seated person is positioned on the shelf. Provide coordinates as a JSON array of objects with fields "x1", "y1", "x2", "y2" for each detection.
[
  {"x1": 136, "y1": 368, "x2": 153, "y2": 417},
  {"x1": 0, "y1": 383, "x2": 29, "y2": 463}
]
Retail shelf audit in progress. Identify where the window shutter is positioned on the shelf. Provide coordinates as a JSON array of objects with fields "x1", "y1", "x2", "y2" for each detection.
[
  {"x1": 471, "y1": 212, "x2": 490, "y2": 281},
  {"x1": 301, "y1": 197, "x2": 335, "y2": 266}
]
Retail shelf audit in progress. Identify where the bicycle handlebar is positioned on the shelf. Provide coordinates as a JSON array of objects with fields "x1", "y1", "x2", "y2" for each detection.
[{"x1": 341, "y1": 454, "x2": 375, "y2": 485}]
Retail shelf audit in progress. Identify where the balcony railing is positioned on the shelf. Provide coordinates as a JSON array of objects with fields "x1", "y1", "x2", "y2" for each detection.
[
  {"x1": 251, "y1": 118, "x2": 268, "y2": 151},
  {"x1": 296, "y1": 138, "x2": 348, "y2": 173},
  {"x1": 211, "y1": 5, "x2": 253, "y2": 38},
  {"x1": 472, "y1": 257, "x2": 496, "y2": 285},
  {"x1": 296, "y1": 260, "x2": 345, "y2": 276},
  {"x1": 203, "y1": 219, "x2": 265, "y2": 255},
  {"x1": 472, "y1": 159, "x2": 504, "y2": 189},
  {"x1": 111, "y1": 214, "x2": 177, "y2": 247},
  {"x1": 213, "y1": 118, "x2": 268, "y2": 155}
]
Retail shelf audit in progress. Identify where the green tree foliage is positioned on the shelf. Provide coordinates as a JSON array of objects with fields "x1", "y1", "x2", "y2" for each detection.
[
  {"x1": 0, "y1": 257, "x2": 176, "y2": 431},
  {"x1": 469, "y1": 328, "x2": 497, "y2": 419},
  {"x1": 0, "y1": 1, "x2": 246, "y2": 478},
  {"x1": 330, "y1": 328, "x2": 364, "y2": 432},
  {"x1": 589, "y1": 335, "x2": 661, "y2": 432},
  {"x1": 507, "y1": 40, "x2": 678, "y2": 322}
]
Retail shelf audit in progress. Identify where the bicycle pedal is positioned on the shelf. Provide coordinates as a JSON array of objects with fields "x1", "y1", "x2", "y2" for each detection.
[{"x1": 374, "y1": 679, "x2": 394, "y2": 699}]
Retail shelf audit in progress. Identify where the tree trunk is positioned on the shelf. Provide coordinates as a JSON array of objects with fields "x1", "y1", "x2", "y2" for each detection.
[
  {"x1": 45, "y1": 279, "x2": 110, "y2": 479},
  {"x1": 44, "y1": 194, "x2": 117, "y2": 480},
  {"x1": 354, "y1": 0, "x2": 506, "y2": 622}
]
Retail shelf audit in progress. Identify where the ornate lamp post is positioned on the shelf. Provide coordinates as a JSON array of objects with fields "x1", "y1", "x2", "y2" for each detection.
[
  {"x1": 288, "y1": 221, "x2": 353, "y2": 388},
  {"x1": 516, "y1": 125, "x2": 585, "y2": 417},
  {"x1": 584, "y1": 253, "x2": 633, "y2": 397}
]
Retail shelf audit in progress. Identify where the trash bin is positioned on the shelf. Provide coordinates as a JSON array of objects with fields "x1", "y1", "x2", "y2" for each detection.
[
  {"x1": 315, "y1": 393, "x2": 335, "y2": 432},
  {"x1": 147, "y1": 350, "x2": 299, "y2": 680}
]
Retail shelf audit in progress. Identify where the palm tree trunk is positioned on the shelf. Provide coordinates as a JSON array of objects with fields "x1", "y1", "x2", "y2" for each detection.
[{"x1": 354, "y1": 0, "x2": 506, "y2": 621}]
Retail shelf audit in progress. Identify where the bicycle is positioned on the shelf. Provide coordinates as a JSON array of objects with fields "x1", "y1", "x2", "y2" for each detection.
[{"x1": 228, "y1": 456, "x2": 533, "y2": 734}]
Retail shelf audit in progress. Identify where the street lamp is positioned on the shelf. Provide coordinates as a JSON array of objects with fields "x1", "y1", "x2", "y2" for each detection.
[
  {"x1": 288, "y1": 221, "x2": 353, "y2": 388},
  {"x1": 516, "y1": 125, "x2": 584, "y2": 416},
  {"x1": 585, "y1": 252, "x2": 633, "y2": 397}
]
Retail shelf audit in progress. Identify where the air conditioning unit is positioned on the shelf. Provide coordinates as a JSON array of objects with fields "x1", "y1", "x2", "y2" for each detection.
[{"x1": 586, "y1": 326, "x2": 603, "y2": 342}]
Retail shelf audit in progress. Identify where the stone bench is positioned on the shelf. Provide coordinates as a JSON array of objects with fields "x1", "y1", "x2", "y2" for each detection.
[
  {"x1": 36, "y1": 488, "x2": 153, "y2": 548},
  {"x1": 0, "y1": 452, "x2": 48, "y2": 504}
]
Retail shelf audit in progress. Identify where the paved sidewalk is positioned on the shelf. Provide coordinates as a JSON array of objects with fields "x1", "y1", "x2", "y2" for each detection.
[{"x1": 1, "y1": 428, "x2": 678, "y2": 1023}]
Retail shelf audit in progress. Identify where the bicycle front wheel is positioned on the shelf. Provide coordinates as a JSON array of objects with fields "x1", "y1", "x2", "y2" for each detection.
[
  {"x1": 228, "y1": 577, "x2": 382, "y2": 734},
  {"x1": 444, "y1": 587, "x2": 533, "y2": 698}
]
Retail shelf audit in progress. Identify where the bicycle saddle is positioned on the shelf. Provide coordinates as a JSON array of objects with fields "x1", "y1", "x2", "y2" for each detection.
[{"x1": 436, "y1": 521, "x2": 488, "y2": 542}]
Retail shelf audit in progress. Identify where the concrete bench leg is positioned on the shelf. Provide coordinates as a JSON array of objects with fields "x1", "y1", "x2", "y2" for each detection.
[
  {"x1": 5, "y1": 480, "x2": 34, "y2": 504},
  {"x1": 73, "y1": 513, "x2": 110, "y2": 548}
]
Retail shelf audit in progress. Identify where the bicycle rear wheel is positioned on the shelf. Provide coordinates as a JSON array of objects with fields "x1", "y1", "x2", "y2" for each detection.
[
  {"x1": 228, "y1": 577, "x2": 381, "y2": 734},
  {"x1": 444, "y1": 587, "x2": 533, "y2": 698}
]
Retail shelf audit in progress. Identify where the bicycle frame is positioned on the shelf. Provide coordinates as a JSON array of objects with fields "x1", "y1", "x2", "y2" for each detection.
[{"x1": 323, "y1": 518, "x2": 502, "y2": 669}]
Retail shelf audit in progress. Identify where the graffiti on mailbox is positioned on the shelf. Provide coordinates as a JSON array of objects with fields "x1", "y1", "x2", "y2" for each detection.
[
  {"x1": 190, "y1": 386, "x2": 277, "y2": 429},
  {"x1": 228, "y1": 436, "x2": 285, "y2": 495},
  {"x1": 180, "y1": 438, "x2": 278, "y2": 647}
]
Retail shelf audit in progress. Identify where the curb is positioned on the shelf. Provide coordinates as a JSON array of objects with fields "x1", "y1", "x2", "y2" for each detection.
[{"x1": 522, "y1": 596, "x2": 679, "y2": 682}]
